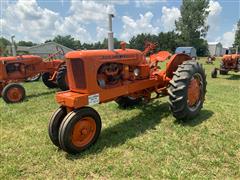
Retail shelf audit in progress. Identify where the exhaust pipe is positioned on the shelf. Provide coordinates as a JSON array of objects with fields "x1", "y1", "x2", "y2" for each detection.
[
  {"x1": 11, "y1": 35, "x2": 16, "y2": 56},
  {"x1": 108, "y1": 14, "x2": 114, "y2": 51}
]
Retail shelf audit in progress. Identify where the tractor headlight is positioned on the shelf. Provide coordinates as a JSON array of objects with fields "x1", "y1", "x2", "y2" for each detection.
[{"x1": 133, "y1": 68, "x2": 140, "y2": 77}]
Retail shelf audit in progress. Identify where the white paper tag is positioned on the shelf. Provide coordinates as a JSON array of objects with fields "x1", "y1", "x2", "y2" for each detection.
[{"x1": 88, "y1": 93, "x2": 100, "y2": 105}]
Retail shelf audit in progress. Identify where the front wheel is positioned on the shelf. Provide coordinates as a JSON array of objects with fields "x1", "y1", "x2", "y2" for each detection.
[
  {"x1": 58, "y1": 107, "x2": 102, "y2": 154},
  {"x1": 211, "y1": 68, "x2": 217, "y2": 78},
  {"x1": 168, "y1": 60, "x2": 207, "y2": 121},
  {"x1": 2, "y1": 83, "x2": 26, "y2": 103},
  {"x1": 48, "y1": 107, "x2": 67, "y2": 148}
]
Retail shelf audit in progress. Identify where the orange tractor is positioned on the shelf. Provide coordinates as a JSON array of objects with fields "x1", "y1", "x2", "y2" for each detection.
[
  {"x1": 0, "y1": 47, "x2": 68, "y2": 103},
  {"x1": 48, "y1": 14, "x2": 207, "y2": 154},
  {"x1": 211, "y1": 53, "x2": 240, "y2": 78}
]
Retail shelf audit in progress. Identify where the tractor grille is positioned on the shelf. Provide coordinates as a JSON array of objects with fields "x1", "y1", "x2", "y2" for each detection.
[{"x1": 69, "y1": 59, "x2": 86, "y2": 89}]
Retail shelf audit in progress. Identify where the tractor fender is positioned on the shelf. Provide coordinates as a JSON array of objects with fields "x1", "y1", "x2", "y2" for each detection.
[
  {"x1": 165, "y1": 53, "x2": 192, "y2": 78},
  {"x1": 150, "y1": 51, "x2": 171, "y2": 63}
]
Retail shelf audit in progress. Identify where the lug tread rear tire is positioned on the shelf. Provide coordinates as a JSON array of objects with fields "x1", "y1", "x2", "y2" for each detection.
[
  {"x1": 42, "y1": 72, "x2": 58, "y2": 88},
  {"x1": 56, "y1": 66, "x2": 69, "y2": 91},
  {"x1": 168, "y1": 60, "x2": 207, "y2": 121}
]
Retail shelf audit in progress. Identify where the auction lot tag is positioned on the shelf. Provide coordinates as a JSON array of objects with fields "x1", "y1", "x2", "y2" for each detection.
[{"x1": 88, "y1": 94, "x2": 100, "y2": 105}]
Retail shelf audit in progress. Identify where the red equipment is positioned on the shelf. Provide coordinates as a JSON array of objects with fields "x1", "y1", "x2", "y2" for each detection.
[
  {"x1": 211, "y1": 54, "x2": 240, "y2": 78},
  {"x1": 0, "y1": 48, "x2": 67, "y2": 103},
  {"x1": 48, "y1": 15, "x2": 207, "y2": 154}
]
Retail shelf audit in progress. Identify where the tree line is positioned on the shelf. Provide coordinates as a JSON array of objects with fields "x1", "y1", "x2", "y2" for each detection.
[{"x1": 0, "y1": 0, "x2": 239, "y2": 57}]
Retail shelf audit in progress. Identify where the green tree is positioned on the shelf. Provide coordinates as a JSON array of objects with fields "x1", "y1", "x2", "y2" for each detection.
[
  {"x1": 52, "y1": 35, "x2": 82, "y2": 50},
  {"x1": 157, "y1": 31, "x2": 182, "y2": 53},
  {"x1": 233, "y1": 19, "x2": 240, "y2": 51},
  {"x1": 102, "y1": 38, "x2": 121, "y2": 49},
  {"x1": 0, "y1": 37, "x2": 11, "y2": 56},
  {"x1": 129, "y1": 33, "x2": 158, "y2": 52},
  {"x1": 175, "y1": 0, "x2": 210, "y2": 56},
  {"x1": 128, "y1": 32, "x2": 183, "y2": 54},
  {"x1": 17, "y1": 41, "x2": 36, "y2": 47}
]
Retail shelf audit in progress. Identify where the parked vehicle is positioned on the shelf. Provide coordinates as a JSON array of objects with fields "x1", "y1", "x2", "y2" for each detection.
[{"x1": 175, "y1": 47, "x2": 197, "y2": 60}]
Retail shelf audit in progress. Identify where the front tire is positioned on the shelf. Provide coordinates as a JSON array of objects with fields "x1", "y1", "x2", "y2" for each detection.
[
  {"x1": 211, "y1": 68, "x2": 217, "y2": 78},
  {"x1": 58, "y1": 107, "x2": 102, "y2": 154},
  {"x1": 168, "y1": 60, "x2": 207, "y2": 121},
  {"x1": 2, "y1": 83, "x2": 26, "y2": 103},
  {"x1": 48, "y1": 107, "x2": 67, "y2": 148}
]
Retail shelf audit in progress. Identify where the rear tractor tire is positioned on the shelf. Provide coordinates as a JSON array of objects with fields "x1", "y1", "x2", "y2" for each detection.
[
  {"x1": 56, "y1": 66, "x2": 69, "y2": 91},
  {"x1": 58, "y1": 107, "x2": 102, "y2": 154},
  {"x1": 168, "y1": 60, "x2": 207, "y2": 121},
  {"x1": 2, "y1": 83, "x2": 26, "y2": 103},
  {"x1": 42, "y1": 72, "x2": 58, "y2": 88}
]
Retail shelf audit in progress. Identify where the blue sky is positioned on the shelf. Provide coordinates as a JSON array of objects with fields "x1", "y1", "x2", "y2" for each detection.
[{"x1": 1, "y1": 0, "x2": 239, "y2": 47}]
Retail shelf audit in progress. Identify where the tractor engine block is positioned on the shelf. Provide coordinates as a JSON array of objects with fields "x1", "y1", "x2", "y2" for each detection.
[{"x1": 97, "y1": 63, "x2": 123, "y2": 88}]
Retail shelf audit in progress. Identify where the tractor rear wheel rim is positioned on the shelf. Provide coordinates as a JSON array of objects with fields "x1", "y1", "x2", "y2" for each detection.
[
  {"x1": 71, "y1": 117, "x2": 96, "y2": 148},
  {"x1": 7, "y1": 87, "x2": 23, "y2": 102},
  {"x1": 187, "y1": 73, "x2": 203, "y2": 110}
]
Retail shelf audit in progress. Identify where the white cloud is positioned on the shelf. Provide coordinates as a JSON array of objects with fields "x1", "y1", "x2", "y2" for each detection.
[
  {"x1": 0, "y1": 0, "x2": 117, "y2": 43},
  {"x1": 120, "y1": 12, "x2": 159, "y2": 41},
  {"x1": 96, "y1": 26, "x2": 108, "y2": 42},
  {"x1": 1, "y1": 0, "x2": 60, "y2": 42},
  {"x1": 160, "y1": 6, "x2": 180, "y2": 32},
  {"x1": 69, "y1": 0, "x2": 116, "y2": 23},
  {"x1": 206, "y1": 0, "x2": 222, "y2": 40},
  {"x1": 54, "y1": 0, "x2": 117, "y2": 42},
  {"x1": 109, "y1": 0, "x2": 129, "y2": 5},
  {"x1": 55, "y1": 16, "x2": 92, "y2": 42},
  {"x1": 135, "y1": 0, "x2": 167, "y2": 7},
  {"x1": 216, "y1": 24, "x2": 236, "y2": 47}
]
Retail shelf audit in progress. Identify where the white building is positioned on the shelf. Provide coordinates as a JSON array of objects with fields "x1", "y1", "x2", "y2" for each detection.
[
  {"x1": 7, "y1": 42, "x2": 73, "y2": 58},
  {"x1": 28, "y1": 42, "x2": 73, "y2": 58},
  {"x1": 221, "y1": 47, "x2": 229, "y2": 55},
  {"x1": 208, "y1": 42, "x2": 223, "y2": 56}
]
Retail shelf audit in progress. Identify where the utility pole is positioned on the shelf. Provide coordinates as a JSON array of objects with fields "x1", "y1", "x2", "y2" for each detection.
[{"x1": 11, "y1": 35, "x2": 16, "y2": 56}]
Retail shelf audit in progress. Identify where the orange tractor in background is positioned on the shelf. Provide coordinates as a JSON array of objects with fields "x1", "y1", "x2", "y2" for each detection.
[
  {"x1": 0, "y1": 47, "x2": 68, "y2": 103},
  {"x1": 211, "y1": 53, "x2": 240, "y2": 78},
  {"x1": 48, "y1": 14, "x2": 207, "y2": 154}
]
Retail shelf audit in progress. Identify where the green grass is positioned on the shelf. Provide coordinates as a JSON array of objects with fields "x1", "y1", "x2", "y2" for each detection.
[{"x1": 1, "y1": 58, "x2": 240, "y2": 179}]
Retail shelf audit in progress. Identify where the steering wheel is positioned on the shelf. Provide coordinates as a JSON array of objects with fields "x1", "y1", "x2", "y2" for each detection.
[
  {"x1": 44, "y1": 46, "x2": 65, "y2": 61},
  {"x1": 56, "y1": 46, "x2": 65, "y2": 56}
]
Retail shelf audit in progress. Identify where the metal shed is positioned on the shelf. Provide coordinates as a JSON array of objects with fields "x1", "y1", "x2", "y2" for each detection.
[
  {"x1": 208, "y1": 42, "x2": 223, "y2": 56},
  {"x1": 175, "y1": 47, "x2": 197, "y2": 58}
]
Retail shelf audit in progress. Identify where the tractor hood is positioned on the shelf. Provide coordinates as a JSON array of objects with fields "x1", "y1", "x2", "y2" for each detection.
[{"x1": 65, "y1": 49, "x2": 143, "y2": 59}]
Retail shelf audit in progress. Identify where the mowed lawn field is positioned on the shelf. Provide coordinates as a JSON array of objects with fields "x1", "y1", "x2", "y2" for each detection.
[{"x1": 1, "y1": 58, "x2": 240, "y2": 179}]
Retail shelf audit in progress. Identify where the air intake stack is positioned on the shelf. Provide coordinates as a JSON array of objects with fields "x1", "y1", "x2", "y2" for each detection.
[{"x1": 108, "y1": 14, "x2": 114, "y2": 51}]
